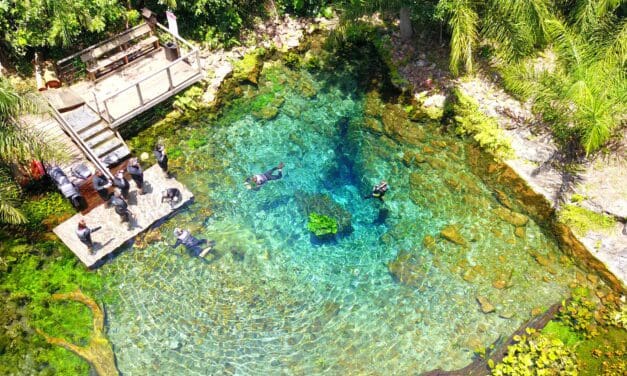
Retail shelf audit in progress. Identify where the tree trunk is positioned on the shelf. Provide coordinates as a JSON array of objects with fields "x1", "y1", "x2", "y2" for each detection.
[{"x1": 400, "y1": 7, "x2": 413, "y2": 41}]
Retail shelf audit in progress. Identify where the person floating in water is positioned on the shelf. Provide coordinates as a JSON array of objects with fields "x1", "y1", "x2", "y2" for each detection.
[
  {"x1": 244, "y1": 162, "x2": 284, "y2": 190},
  {"x1": 161, "y1": 188, "x2": 182, "y2": 208},
  {"x1": 154, "y1": 143, "x2": 170, "y2": 178},
  {"x1": 172, "y1": 228, "x2": 215, "y2": 257},
  {"x1": 364, "y1": 180, "x2": 389, "y2": 201}
]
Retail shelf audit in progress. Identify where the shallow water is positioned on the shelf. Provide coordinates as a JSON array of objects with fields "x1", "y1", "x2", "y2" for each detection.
[{"x1": 100, "y1": 61, "x2": 580, "y2": 374}]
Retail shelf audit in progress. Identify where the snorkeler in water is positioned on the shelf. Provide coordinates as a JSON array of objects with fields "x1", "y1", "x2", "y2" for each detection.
[
  {"x1": 244, "y1": 162, "x2": 284, "y2": 190},
  {"x1": 172, "y1": 228, "x2": 215, "y2": 258},
  {"x1": 364, "y1": 180, "x2": 389, "y2": 202}
]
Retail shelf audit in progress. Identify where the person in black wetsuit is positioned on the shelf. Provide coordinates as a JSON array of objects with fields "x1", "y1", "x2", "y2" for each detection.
[
  {"x1": 112, "y1": 170, "x2": 130, "y2": 199},
  {"x1": 172, "y1": 228, "x2": 215, "y2": 257},
  {"x1": 244, "y1": 162, "x2": 284, "y2": 190},
  {"x1": 126, "y1": 158, "x2": 145, "y2": 194},
  {"x1": 154, "y1": 144, "x2": 170, "y2": 178},
  {"x1": 109, "y1": 190, "x2": 132, "y2": 226},
  {"x1": 161, "y1": 188, "x2": 182, "y2": 207},
  {"x1": 92, "y1": 170, "x2": 112, "y2": 201},
  {"x1": 76, "y1": 219, "x2": 100, "y2": 253},
  {"x1": 364, "y1": 180, "x2": 389, "y2": 201}
]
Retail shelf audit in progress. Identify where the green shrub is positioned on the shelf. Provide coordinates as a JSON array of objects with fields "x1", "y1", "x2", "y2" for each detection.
[
  {"x1": 446, "y1": 88, "x2": 513, "y2": 159},
  {"x1": 307, "y1": 213, "x2": 338, "y2": 237},
  {"x1": 20, "y1": 192, "x2": 74, "y2": 230}
]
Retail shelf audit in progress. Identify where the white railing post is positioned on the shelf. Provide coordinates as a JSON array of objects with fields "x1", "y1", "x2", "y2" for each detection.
[
  {"x1": 196, "y1": 50, "x2": 201, "y2": 74},
  {"x1": 92, "y1": 91, "x2": 101, "y2": 116},
  {"x1": 103, "y1": 100, "x2": 113, "y2": 124},
  {"x1": 135, "y1": 83, "x2": 144, "y2": 105},
  {"x1": 166, "y1": 66, "x2": 174, "y2": 90}
]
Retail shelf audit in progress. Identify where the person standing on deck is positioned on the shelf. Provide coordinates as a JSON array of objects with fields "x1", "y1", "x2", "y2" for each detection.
[
  {"x1": 154, "y1": 144, "x2": 170, "y2": 178},
  {"x1": 109, "y1": 189, "x2": 132, "y2": 227},
  {"x1": 76, "y1": 219, "x2": 100, "y2": 254},
  {"x1": 244, "y1": 162, "x2": 284, "y2": 190},
  {"x1": 112, "y1": 170, "x2": 130, "y2": 199},
  {"x1": 93, "y1": 170, "x2": 112, "y2": 201},
  {"x1": 127, "y1": 158, "x2": 145, "y2": 194}
]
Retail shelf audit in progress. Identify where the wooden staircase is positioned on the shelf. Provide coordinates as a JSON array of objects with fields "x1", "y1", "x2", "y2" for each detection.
[{"x1": 60, "y1": 105, "x2": 130, "y2": 166}]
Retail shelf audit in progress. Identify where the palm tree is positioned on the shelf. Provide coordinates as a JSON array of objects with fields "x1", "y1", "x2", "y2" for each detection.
[{"x1": 0, "y1": 78, "x2": 54, "y2": 224}]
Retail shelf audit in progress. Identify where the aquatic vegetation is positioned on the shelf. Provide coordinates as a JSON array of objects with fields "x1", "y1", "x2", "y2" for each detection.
[
  {"x1": 490, "y1": 328, "x2": 578, "y2": 375},
  {"x1": 0, "y1": 233, "x2": 105, "y2": 375},
  {"x1": 173, "y1": 85, "x2": 205, "y2": 112},
  {"x1": 558, "y1": 204, "x2": 617, "y2": 237},
  {"x1": 445, "y1": 88, "x2": 513, "y2": 159},
  {"x1": 20, "y1": 191, "x2": 75, "y2": 230},
  {"x1": 558, "y1": 295, "x2": 599, "y2": 339},
  {"x1": 36, "y1": 290, "x2": 118, "y2": 376},
  {"x1": 307, "y1": 212, "x2": 338, "y2": 237}
]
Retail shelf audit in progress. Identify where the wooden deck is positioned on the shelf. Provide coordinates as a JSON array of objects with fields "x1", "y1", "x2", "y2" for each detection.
[
  {"x1": 70, "y1": 48, "x2": 201, "y2": 126},
  {"x1": 53, "y1": 165, "x2": 193, "y2": 267}
]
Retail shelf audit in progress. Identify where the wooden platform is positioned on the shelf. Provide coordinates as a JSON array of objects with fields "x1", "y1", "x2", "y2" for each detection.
[{"x1": 53, "y1": 165, "x2": 193, "y2": 267}]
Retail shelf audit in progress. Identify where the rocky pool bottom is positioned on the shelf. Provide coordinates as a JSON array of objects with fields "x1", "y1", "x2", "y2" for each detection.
[{"x1": 95, "y1": 61, "x2": 594, "y2": 374}]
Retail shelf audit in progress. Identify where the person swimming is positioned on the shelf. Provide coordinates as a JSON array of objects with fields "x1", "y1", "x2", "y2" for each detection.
[
  {"x1": 244, "y1": 162, "x2": 284, "y2": 190},
  {"x1": 172, "y1": 228, "x2": 215, "y2": 257},
  {"x1": 364, "y1": 180, "x2": 389, "y2": 201}
]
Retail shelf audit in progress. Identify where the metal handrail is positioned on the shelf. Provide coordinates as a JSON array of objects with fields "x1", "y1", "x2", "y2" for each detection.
[
  {"x1": 155, "y1": 22, "x2": 197, "y2": 51},
  {"x1": 47, "y1": 105, "x2": 113, "y2": 180}
]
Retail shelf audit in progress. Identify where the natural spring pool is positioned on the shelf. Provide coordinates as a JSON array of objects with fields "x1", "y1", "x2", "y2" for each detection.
[{"x1": 99, "y1": 59, "x2": 581, "y2": 374}]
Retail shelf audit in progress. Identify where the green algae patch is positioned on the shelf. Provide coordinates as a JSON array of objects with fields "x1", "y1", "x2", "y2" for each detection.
[
  {"x1": 445, "y1": 88, "x2": 513, "y2": 159},
  {"x1": 558, "y1": 204, "x2": 617, "y2": 237},
  {"x1": 233, "y1": 50, "x2": 264, "y2": 84},
  {"x1": 307, "y1": 213, "x2": 338, "y2": 237}
]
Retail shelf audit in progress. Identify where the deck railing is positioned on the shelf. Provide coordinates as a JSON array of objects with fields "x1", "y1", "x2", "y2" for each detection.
[{"x1": 93, "y1": 47, "x2": 202, "y2": 126}]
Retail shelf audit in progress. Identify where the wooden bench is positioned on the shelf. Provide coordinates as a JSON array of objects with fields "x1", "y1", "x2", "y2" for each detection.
[{"x1": 81, "y1": 23, "x2": 160, "y2": 81}]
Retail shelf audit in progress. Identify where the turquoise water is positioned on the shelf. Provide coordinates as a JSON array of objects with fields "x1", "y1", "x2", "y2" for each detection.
[{"x1": 100, "y1": 61, "x2": 580, "y2": 374}]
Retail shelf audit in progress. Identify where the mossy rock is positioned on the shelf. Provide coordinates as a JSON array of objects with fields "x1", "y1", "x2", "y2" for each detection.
[
  {"x1": 295, "y1": 191, "x2": 352, "y2": 234},
  {"x1": 493, "y1": 207, "x2": 529, "y2": 227},
  {"x1": 307, "y1": 213, "x2": 338, "y2": 238},
  {"x1": 440, "y1": 224, "x2": 468, "y2": 247},
  {"x1": 363, "y1": 91, "x2": 384, "y2": 117},
  {"x1": 362, "y1": 117, "x2": 384, "y2": 135},
  {"x1": 233, "y1": 51, "x2": 263, "y2": 84},
  {"x1": 558, "y1": 204, "x2": 617, "y2": 237}
]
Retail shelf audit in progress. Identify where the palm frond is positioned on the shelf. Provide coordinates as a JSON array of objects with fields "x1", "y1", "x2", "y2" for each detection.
[{"x1": 440, "y1": 0, "x2": 478, "y2": 75}]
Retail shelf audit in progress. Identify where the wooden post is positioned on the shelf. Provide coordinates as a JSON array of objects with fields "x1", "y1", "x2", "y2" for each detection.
[{"x1": 400, "y1": 7, "x2": 413, "y2": 41}]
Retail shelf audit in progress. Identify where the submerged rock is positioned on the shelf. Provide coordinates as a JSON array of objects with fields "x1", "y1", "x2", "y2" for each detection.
[
  {"x1": 493, "y1": 207, "x2": 529, "y2": 227},
  {"x1": 440, "y1": 225, "x2": 468, "y2": 247},
  {"x1": 476, "y1": 296, "x2": 495, "y2": 313}
]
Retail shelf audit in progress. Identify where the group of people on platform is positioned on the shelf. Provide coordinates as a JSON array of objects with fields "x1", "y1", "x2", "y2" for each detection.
[
  {"x1": 76, "y1": 144, "x2": 182, "y2": 254},
  {"x1": 77, "y1": 145, "x2": 389, "y2": 258}
]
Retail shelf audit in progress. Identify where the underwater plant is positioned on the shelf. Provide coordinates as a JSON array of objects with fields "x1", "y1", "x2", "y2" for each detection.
[{"x1": 307, "y1": 213, "x2": 338, "y2": 237}]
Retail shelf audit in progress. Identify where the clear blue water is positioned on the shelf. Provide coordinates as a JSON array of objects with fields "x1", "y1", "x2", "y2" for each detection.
[{"x1": 100, "y1": 61, "x2": 579, "y2": 374}]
